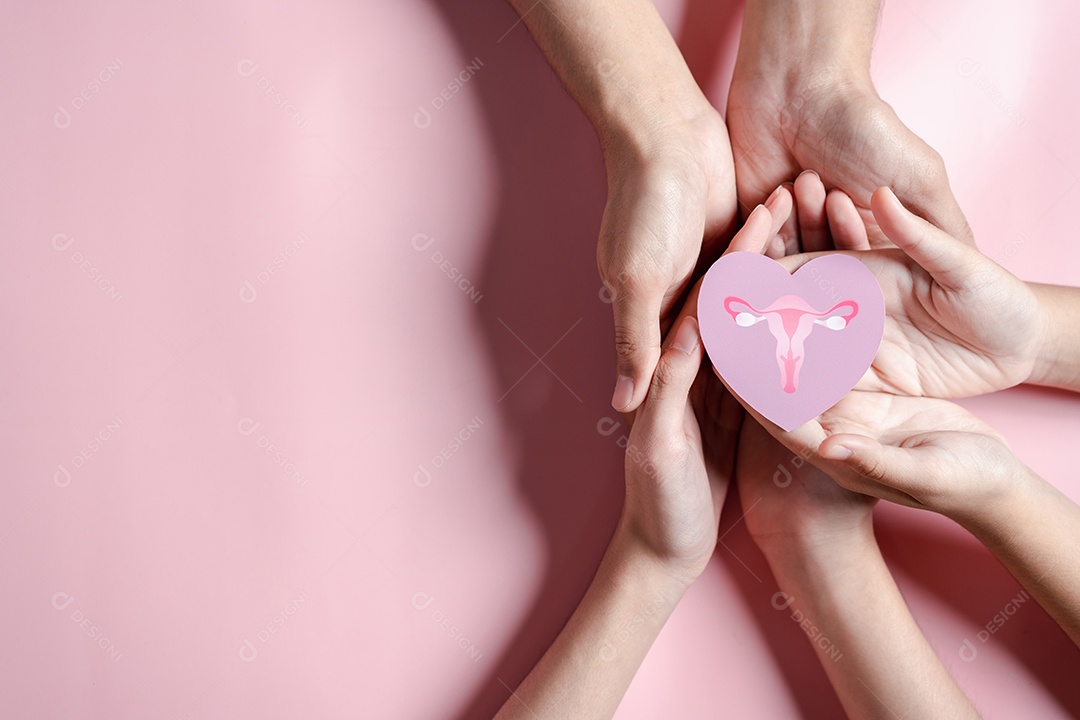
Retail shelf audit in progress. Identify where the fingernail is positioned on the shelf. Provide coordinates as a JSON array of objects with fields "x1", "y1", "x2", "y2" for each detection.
[
  {"x1": 820, "y1": 443, "x2": 853, "y2": 460},
  {"x1": 671, "y1": 317, "x2": 699, "y2": 355},
  {"x1": 766, "y1": 186, "x2": 783, "y2": 204},
  {"x1": 611, "y1": 375, "x2": 634, "y2": 411}
]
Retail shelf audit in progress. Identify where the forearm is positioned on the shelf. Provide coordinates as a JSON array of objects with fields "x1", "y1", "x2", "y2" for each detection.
[
  {"x1": 954, "y1": 467, "x2": 1080, "y2": 647},
  {"x1": 763, "y1": 527, "x2": 977, "y2": 719},
  {"x1": 1028, "y1": 282, "x2": 1080, "y2": 392},
  {"x1": 735, "y1": 0, "x2": 879, "y2": 89},
  {"x1": 494, "y1": 522, "x2": 689, "y2": 720},
  {"x1": 504, "y1": 0, "x2": 712, "y2": 151}
]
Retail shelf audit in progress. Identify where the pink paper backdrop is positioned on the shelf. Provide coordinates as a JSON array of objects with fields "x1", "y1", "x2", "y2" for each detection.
[{"x1": 2, "y1": 0, "x2": 1078, "y2": 718}]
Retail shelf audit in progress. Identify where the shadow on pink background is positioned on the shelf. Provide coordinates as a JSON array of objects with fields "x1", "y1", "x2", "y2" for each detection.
[{"x1": 1, "y1": 0, "x2": 1078, "y2": 718}]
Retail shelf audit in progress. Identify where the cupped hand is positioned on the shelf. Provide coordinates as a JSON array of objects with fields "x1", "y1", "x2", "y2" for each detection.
[
  {"x1": 722, "y1": 175, "x2": 1030, "y2": 519},
  {"x1": 727, "y1": 71, "x2": 972, "y2": 249},
  {"x1": 781, "y1": 178, "x2": 1044, "y2": 398},
  {"x1": 797, "y1": 391, "x2": 1023, "y2": 522},
  {"x1": 600, "y1": 109, "x2": 739, "y2": 414}
]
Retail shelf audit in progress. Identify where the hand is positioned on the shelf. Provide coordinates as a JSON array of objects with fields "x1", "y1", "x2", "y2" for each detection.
[
  {"x1": 729, "y1": 172, "x2": 877, "y2": 552},
  {"x1": 721, "y1": 178, "x2": 980, "y2": 719},
  {"x1": 808, "y1": 392, "x2": 1023, "y2": 521},
  {"x1": 729, "y1": 175, "x2": 1029, "y2": 517},
  {"x1": 601, "y1": 109, "x2": 738, "y2": 414},
  {"x1": 618, "y1": 186, "x2": 794, "y2": 583},
  {"x1": 492, "y1": 191, "x2": 796, "y2": 720},
  {"x1": 781, "y1": 180, "x2": 1044, "y2": 398},
  {"x1": 727, "y1": 0, "x2": 972, "y2": 247},
  {"x1": 733, "y1": 411, "x2": 981, "y2": 719},
  {"x1": 736, "y1": 418, "x2": 875, "y2": 554}
]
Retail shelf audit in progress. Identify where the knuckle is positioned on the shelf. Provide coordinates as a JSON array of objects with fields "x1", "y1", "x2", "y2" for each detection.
[
  {"x1": 613, "y1": 327, "x2": 659, "y2": 364},
  {"x1": 858, "y1": 454, "x2": 888, "y2": 483}
]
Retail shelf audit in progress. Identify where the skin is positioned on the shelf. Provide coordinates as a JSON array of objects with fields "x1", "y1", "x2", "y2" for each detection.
[
  {"x1": 494, "y1": 190, "x2": 792, "y2": 720},
  {"x1": 736, "y1": 177, "x2": 1080, "y2": 650},
  {"x1": 505, "y1": 0, "x2": 738, "y2": 417},
  {"x1": 728, "y1": 0, "x2": 973, "y2": 248},
  {"x1": 727, "y1": 178, "x2": 978, "y2": 718},
  {"x1": 506, "y1": 0, "x2": 968, "y2": 418},
  {"x1": 736, "y1": 420, "x2": 979, "y2": 719}
]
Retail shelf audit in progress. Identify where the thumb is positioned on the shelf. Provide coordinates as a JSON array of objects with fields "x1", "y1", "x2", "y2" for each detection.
[
  {"x1": 817, "y1": 433, "x2": 925, "y2": 507},
  {"x1": 610, "y1": 282, "x2": 665, "y2": 413},
  {"x1": 871, "y1": 187, "x2": 980, "y2": 291},
  {"x1": 636, "y1": 315, "x2": 703, "y2": 441}
]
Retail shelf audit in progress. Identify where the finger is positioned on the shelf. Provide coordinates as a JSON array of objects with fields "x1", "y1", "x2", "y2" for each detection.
[
  {"x1": 762, "y1": 185, "x2": 793, "y2": 258},
  {"x1": 726, "y1": 203, "x2": 775, "y2": 256},
  {"x1": 775, "y1": 182, "x2": 801, "y2": 256},
  {"x1": 610, "y1": 284, "x2": 665, "y2": 413},
  {"x1": 817, "y1": 433, "x2": 927, "y2": 506},
  {"x1": 764, "y1": 233, "x2": 786, "y2": 260},
  {"x1": 871, "y1": 186, "x2": 979, "y2": 290},
  {"x1": 767, "y1": 184, "x2": 794, "y2": 235},
  {"x1": 826, "y1": 189, "x2": 871, "y2": 251},
  {"x1": 794, "y1": 170, "x2": 830, "y2": 253},
  {"x1": 637, "y1": 315, "x2": 704, "y2": 440}
]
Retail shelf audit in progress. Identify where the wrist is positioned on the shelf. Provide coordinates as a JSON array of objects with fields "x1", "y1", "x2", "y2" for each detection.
[
  {"x1": 610, "y1": 513, "x2": 706, "y2": 594},
  {"x1": 947, "y1": 463, "x2": 1043, "y2": 537},
  {"x1": 1026, "y1": 282, "x2": 1080, "y2": 390},
  {"x1": 1026, "y1": 282, "x2": 1052, "y2": 386},
  {"x1": 763, "y1": 522, "x2": 880, "y2": 589},
  {"x1": 734, "y1": 0, "x2": 877, "y2": 98},
  {"x1": 752, "y1": 512, "x2": 877, "y2": 569},
  {"x1": 594, "y1": 80, "x2": 720, "y2": 165}
]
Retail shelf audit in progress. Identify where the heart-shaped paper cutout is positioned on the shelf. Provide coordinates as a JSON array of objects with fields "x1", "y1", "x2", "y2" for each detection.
[{"x1": 698, "y1": 252, "x2": 884, "y2": 431}]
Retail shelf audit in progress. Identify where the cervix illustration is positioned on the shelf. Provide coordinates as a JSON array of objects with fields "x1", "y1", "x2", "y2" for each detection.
[{"x1": 723, "y1": 295, "x2": 860, "y2": 393}]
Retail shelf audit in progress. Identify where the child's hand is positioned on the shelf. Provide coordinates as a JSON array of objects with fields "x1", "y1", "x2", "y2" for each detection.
[
  {"x1": 810, "y1": 392, "x2": 1025, "y2": 522},
  {"x1": 736, "y1": 418, "x2": 875, "y2": 554},
  {"x1": 616, "y1": 314, "x2": 718, "y2": 584},
  {"x1": 782, "y1": 180, "x2": 1044, "y2": 398}
]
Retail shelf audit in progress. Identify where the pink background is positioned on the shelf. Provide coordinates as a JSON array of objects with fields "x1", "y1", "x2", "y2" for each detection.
[{"x1": 2, "y1": 0, "x2": 1078, "y2": 717}]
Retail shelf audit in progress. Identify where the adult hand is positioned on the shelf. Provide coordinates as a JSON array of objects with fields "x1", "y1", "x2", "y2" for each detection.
[
  {"x1": 727, "y1": 0, "x2": 972, "y2": 248},
  {"x1": 600, "y1": 109, "x2": 738, "y2": 413}
]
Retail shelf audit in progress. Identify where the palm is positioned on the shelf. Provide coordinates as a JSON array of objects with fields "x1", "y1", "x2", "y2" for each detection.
[
  {"x1": 852, "y1": 250, "x2": 1041, "y2": 397},
  {"x1": 759, "y1": 389, "x2": 1014, "y2": 511}
]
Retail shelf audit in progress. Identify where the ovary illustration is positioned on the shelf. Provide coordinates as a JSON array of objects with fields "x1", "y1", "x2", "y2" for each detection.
[{"x1": 723, "y1": 295, "x2": 859, "y2": 393}]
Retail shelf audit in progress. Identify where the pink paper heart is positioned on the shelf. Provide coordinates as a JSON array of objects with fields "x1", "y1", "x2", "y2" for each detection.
[{"x1": 697, "y1": 252, "x2": 884, "y2": 431}]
